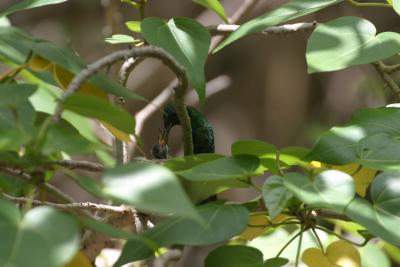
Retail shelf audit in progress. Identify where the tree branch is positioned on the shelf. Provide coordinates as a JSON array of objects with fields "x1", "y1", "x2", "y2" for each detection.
[
  {"x1": 51, "y1": 160, "x2": 105, "y2": 172},
  {"x1": 208, "y1": 21, "x2": 318, "y2": 36}
]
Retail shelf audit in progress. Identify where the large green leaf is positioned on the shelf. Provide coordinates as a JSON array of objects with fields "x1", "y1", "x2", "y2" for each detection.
[
  {"x1": 63, "y1": 93, "x2": 135, "y2": 134},
  {"x1": 102, "y1": 163, "x2": 200, "y2": 220},
  {"x1": 392, "y1": 0, "x2": 400, "y2": 15},
  {"x1": 205, "y1": 245, "x2": 288, "y2": 267},
  {"x1": 166, "y1": 154, "x2": 248, "y2": 203},
  {"x1": 284, "y1": 170, "x2": 355, "y2": 212},
  {"x1": 345, "y1": 172, "x2": 400, "y2": 246},
  {"x1": 0, "y1": 199, "x2": 80, "y2": 267},
  {"x1": 193, "y1": 0, "x2": 228, "y2": 22},
  {"x1": 307, "y1": 16, "x2": 400, "y2": 73},
  {"x1": 262, "y1": 175, "x2": 294, "y2": 219},
  {"x1": 115, "y1": 203, "x2": 249, "y2": 266},
  {"x1": 0, "y1": 0, "x2": 67, "y2": 17},
  {"x1": 307, "y1": 107, "x2": 400, "y2": 165},
  {"x1": 177, "y1": 155, "x2": 261, "y2": 181},
  {"x1": 141, "y1": 17, "x2": 211, "y2": 102},
  {"x1": 213, "y1": 0, "x2": 342, "y2": 53}
]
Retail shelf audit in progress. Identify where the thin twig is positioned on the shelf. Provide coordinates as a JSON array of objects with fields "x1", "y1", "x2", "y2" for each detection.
[
  {"x1": 295, "y1": 226, "x2": 305, "y2": 267},
  {"x1": 210, "y1": 0, "x2": 260, "y2": 51},
  {"x1": 2, "y1": 193, "x2": 131, "y2": 214},
  {"x1": 51, "y1": 160, "x2": 105, "y2": 172},
  {"x1": 0, "y1": 166, "x2": 75, "y2": 203},
  {"x1": 208, "y1": 21, "x2": 318, "y2": 36},
  {"x1": 373, "y1": 61, "x2": 400, "y2": 98}
]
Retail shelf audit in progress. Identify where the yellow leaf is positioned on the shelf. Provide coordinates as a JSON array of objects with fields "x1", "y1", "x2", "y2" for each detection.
[
  {"x1": 63, "y1": 251, "x2": 93, "y2": 267},
  {"x1": 302, "y1": 240, "x2": 361, "y2": 267},
  {"x1": 52, "y1": 65, "x2": 108, "y2": 99},
  {"x1": 28, "y1": 55, "x2": 52, "y2": 71},
  {"x1": 240, "y1": 213, "x2": 269, "y2": 240},
  {"x1": 101, "y1": 121, "x2": 132, "y2": 142},
  {"x1": 309, "y1": 161, "x2": 376, "y2": 197},
  {"x1": 331, "y1": 163, "x2": 376, "y2": 197}
]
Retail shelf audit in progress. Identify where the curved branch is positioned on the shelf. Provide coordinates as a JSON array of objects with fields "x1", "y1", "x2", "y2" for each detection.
[{"x1": 51, "y1": 46, "x2": 193, "y2": 155}]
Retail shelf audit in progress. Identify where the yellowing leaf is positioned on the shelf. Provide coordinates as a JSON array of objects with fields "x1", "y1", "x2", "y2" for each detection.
[
  {"x1": 240, "y1": 213, "x2": 269, "y2": 240},
  {"x1": 52, "y1": 65, "x2": 108, "y2": 99},
  {"x1": 63, "y1": 251, "x2": 93, "y2": 267},
  {"x1": 101, "y1": 121, "x2": 132, "y2": 142},
  {"x1": 331, "y1": 164, "x2": 376, "y2": 197},
  {"x1": 309, "y1": 161, "x2": 376, "y2": 197},
  {"x1": 302, "y1": 240, "x2": 361, "y2": 267},
  {"x1": 28, "y1": 55, "x2": 52, "y2": 71}
]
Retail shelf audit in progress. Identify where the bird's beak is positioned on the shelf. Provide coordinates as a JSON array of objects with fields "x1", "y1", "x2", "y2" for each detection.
[{"x1": 160, "y1": 123, "x2": 172, "y2": 144}]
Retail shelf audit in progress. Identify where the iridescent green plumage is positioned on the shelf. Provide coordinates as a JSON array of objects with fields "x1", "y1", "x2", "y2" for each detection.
[{"x1": 151, "y1": 103, "x2": 214, "y2": 158}]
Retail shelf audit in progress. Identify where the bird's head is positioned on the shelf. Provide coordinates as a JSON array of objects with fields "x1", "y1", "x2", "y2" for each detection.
[{"x1": 151, "y1": 129, "x2": 169, "y2": 159}]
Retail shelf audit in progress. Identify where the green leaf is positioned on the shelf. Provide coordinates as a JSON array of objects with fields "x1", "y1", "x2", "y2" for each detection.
[
  {"x1": 360, "y1": 243, "x2": 391, "y2": 267},
  {"x1": 166, "y1": 154, "x2": 247, "y2": 203},
  {"x1": 284, "y1": 170, "x2": 355, "y2": 212},
  {"x1": 104, "y1": 34, "x2": 138, "y2": 44},
  {"x1": 393, "y1": 0, "x2": 400, "y2": 15},
  {"x1": 177, "y1": 155, "x2": 261, "y2": 181},
  {"x1": 205, "y1": 245, "x2": 264, "y2": 267},
  {"x1": 357, "y1": 133, "x2": 400, "y2": 170},
  {"x1": 307, "y1": 107, "x2": 400, "y2": 165},
  {"x1": 232, "y1": 139, "x2": 276, "y2": 158},
  {"x1": 0, "y1": 199, "x2": 80, "y2": 267},
  {"x1": 141, "y1": 17, "x2": 211, "y2": 102},
  {"x1": 0, "y1": 17, "x2": 11, "y2": 26},
  {"x1": 193, "y1": 0, "x2": 228, "y2": 22},
  {"x1": 307, "y1": 16, "x2": 400, "y2": 73},
  {"x1": 0, "y1": 0, "x2": 67, "y2": 17},
  {"x1": 264, "y1": 258, "x2": 289, "y2": 267},
  {"x1": 213, "y1": 0, "x2": 342, "y2": 53},
  {"x1": 262, "y1": 176, "x2": 294, "y2": 219},
  {"x1": 63, "y1": 93, "x2": 135, "y2": 134},
  {"x1": 0, "y1": 84, "x2": 37, "y2": 107},
  {"x1": 102, "y1": 163, "x2": 200, "y2": 220},
  {"x1": 345, "y1": 172, "x2": 400, "y2": 246},
  {"x1": 126, "y1": 21, "x2": 141, "y2": 32},
  {"x1": 115, "y1": 203, "x2": 249, "y2": 266}
]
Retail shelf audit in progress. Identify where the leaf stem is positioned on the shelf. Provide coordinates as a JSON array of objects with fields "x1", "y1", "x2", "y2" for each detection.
[
  {"x1": 311, "y1": 227, "x2": 325, "y2": 252},
  {"x1": 276, "y1": 228, "x2": 303, "y2": 258},
  {"x1": 295, "y1": 226, "x2": 305, "y2": 267},
  {"x1": 315, "y1": 226, "x2": 369, "y2": 247},
  {"x1": 346, "y1": 0, "x2": 392, "y2": 8}
]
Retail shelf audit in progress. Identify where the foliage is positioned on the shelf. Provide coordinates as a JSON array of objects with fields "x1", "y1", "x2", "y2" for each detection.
[{"x1": 0, "y1": 0, "x2": 400, "y2": 267}]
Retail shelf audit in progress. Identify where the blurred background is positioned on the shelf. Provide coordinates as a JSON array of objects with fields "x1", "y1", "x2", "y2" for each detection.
[{"x1": 1, "y1": 0, "x2": 399, "y2": 265}]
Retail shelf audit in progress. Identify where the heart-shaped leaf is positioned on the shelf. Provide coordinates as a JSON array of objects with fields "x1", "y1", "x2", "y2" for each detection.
[
  {"x1": 213, "y1": 0, "x2": 342, "y2": 53},
  {"x1": 141, "y1": 17, "x2": 211, "y2": 102},
  {"x1": 345, "y1": 172, "x2": 400, "y2": 246},
  {"x1": 307, "y1": 16, "x2": 400, "y2": 73},
  {"x1": 307, "y1": 107, "x2": 400, "y2": 165},
  {"x1": 302, "y1": 240, "x2": 361, "y2": 267},
  {"x1": 115, "y1": 203, "x2": 249, "y2": 266},
  {"x1": 262, "y1": 175, "x2": 294, "y2": 219},
  {"x1": 284, "y1": 170, "x2": 355, "y2": 212},
  {"x1": 0, "y1": 199, "x2": 80, "y2": 267},
  {"x1": 0, "y1": 0, "x2": 67, "y2": 17}
]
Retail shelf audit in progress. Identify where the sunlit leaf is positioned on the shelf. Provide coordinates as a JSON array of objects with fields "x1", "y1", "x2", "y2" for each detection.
[
  {"x1": 193, "y1": 0, "x2": 228, "y2": 22},
  {"x1": 141, "y1": 17, "x2": 211, "y2": 102},
  {"x1": 307, "y1": 16, "x2": 400, "y2": 73},
  {"x1": 104, "y1": 34, "x2": 138, "y2": 44},
  {"x1": 0, "y1": 199, "x2": 80, "y2": 267}
]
